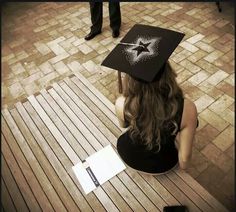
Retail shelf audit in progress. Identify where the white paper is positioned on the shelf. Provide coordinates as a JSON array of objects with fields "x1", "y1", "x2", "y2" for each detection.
[{"x1": 72, "y1": 145, "x2": 126, "y2": 194}]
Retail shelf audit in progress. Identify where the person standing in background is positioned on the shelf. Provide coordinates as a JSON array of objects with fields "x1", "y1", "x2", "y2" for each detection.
[{"x1": 85, "y1": 2, "x2": 121, "y2": 40}]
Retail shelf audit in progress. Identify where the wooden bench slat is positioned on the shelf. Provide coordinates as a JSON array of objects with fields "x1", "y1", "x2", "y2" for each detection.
[
  {"x1": 46, "y1": 85, "x2": 147, "y2": 211},
  {"x1": 10, "y1": 107, "x2": 68, "y2": 212},
  {"x1": 1, "y1": 125, "x2": 41, "y2": 212},
  {"x1": 28, "y1": 95, "x2": 79, "y2": 165},
  {"x1": 174, "y1": 169, "x2": 228, "y2": 212},
  {"x1": 25, "y1": 98, "x2": 118, "y2": 212},
  {"x1": 166, "y1": 171, "x2": 214, "y2": 212},
  {"x1": 63, "y1": 77, "x2": 120, "y2": 137},
  {"x1": 71, "y1": 76, "x2": 119, "y2": 126},
  {"x1": 157, "y1": 174, "x2": 201, "y2": 212},
  {"x1": 22, "y1": 101, "x2": 93, "y2": 212},
  {"x1": 1, "y1": 175, "x2": 17, "y2": 212},
  {"x1": 37, "y1": 91, "x2": 125, "y2": 211},
  {"x1": 15, "y1": 101, "x2": 81, "y2": 212},
  {"x1": 1, "y1": 152, "x2": 29, "y2": 212},
  {"x1": 2, "y1": 109, "x2": 55, "y2": 211}
]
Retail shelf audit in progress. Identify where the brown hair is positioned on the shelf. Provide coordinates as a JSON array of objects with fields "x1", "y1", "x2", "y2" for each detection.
[{"x1": 123, "y1": 62, "x2": 183, "y2": 151}]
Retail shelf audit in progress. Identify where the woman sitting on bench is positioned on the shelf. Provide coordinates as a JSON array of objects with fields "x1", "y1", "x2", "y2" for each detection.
[{"x1": 101, "y1": 24, "x2": 198, "y2": 174}]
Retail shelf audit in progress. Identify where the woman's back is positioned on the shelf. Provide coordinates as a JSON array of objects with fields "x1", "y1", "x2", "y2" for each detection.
[
  {"x1": 115, "y1": 63, "x2": 198, "y2": 174},
  {"x1": 116, "y1": 95, "x2": 185, "y2": 174}
]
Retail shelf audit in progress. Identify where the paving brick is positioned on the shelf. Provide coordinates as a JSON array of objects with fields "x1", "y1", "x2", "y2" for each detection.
[
  {"x1": 176, "y1": 69, "x2": 192, "y2": 84},
  {"x1": 225, "y1": 144, "x2": 234, "y2": 160},
  {"x1": 190, "y1": 148, "x2": 210, "y2": 173},
  {"x1": 196, "y1": 164, "x2": 225, "y2": 189},
  {"x1": 195, "y1": 59, "x2": 221, "y2": 74},
  {"x1": 187, "y1": 70, "x2": 209, "y2": 86},
  {"x1": 199, "y1": 109, "x2": 229, "y2": 132},
  {"x1": 179, "y1": 59, "x2": 201, "y2": 74},
  {"x1": 208, "y1": 94, "x2": 234, "y2": 114},
  {"x1": 212, "y1": 125, "x2": 234, "y2": 151},
  {"x1": 39, "y1": 61, "x2": 55, "y2": 75},
  {"x1": 78, "y1": 43, "x2": 93, "y2": 55},
  {"x1": 21, "y1": 71, "x2": 44, "y2": 86},
  {"x1": 201, "y1": 143, "x2": 222, "y2": 164},
  {"x1": 195, "y1": 124, "x2": 220, "y2": 150},
  {"x1": 203, "y1": 50, "x2": 224, "y2": 63},
  {"x1": 82, "y1": 60, "x2": 99, "y2": 73},
  {"x1": 202, "y1": 33, "x2": 220, "y2": 44},
  {"x1": 171, "y1": 49, "x2": 192, "y2": 63},
  {"x1": 53, "y1": 61, "x2": 70, "y2": 75},
  {"x1": 24, "y1": 82, "x2": 40, "y2": 96},
  {"x1": 216, "y1": 81, "x2": 234, "y2": 98},
  {"x1": 186, "y1": 33, "x2": 205, "y2": 44},
  {"x1": 214, "y1": 153, "x2": 234, "y2": 173},
  {"x1": 179, "y1": 41, "x2": 199, "y2": 53},
  {"x1": 223, "y1": 74, "x2": 234, "y2": 86},
  {"x1": 194, "y1": 94, "x2": 215, "y2": 113},
  {"x1": 10, "y1": 62, "x2": 27, "y2": 75},
  {"x1": 49, "y1": 52, "x2": 70, "y2": 64},
  {"x1": 34, "y1": 42, "x2": 52, "y2": 55},
  {"x1": 9, "y1": 82, "x2": 25, "y2": 98},
  {"x1": 194, "y1": 41, "x2": 215, "y2": 53},
  {"x1": 181, "y1": 81, "x2": 204, "y2": 101},
  {"x1": 37, "y1": 71, "x2": 59, "y2": 87},
  {"x1": 206, "y1": 69, "x2": 229, "y2": 86},
  {"x1": 187, "y1": 50, "x2": 208, "y2": 63}
]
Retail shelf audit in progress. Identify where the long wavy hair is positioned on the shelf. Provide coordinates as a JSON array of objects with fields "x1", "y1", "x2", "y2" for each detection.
[{"x1": 123, "y1": 61, "x2": 183, "y2": 152}]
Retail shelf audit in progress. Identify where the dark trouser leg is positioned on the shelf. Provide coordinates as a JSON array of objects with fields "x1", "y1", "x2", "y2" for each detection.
[
  {"x1": 109, "y1": 2, "x2": 121, "y2": 31},
  {"x1": 89, "y1": 2, "x2": 102, "y2": 33}
]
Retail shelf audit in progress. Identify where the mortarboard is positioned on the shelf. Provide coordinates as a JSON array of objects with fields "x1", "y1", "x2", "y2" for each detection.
[{"x1": 101, "y1": 24, "x2": 185, "y2": 92}]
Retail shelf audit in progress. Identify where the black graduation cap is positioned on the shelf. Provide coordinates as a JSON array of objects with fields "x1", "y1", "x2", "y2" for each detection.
[{"x1": 101, "y1": 24, "x2": 185, "y2": 88}]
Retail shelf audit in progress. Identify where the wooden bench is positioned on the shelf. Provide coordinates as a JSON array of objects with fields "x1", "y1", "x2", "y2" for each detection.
[{"x1": 1, "y1": 72, "x2": 229, "y2": 212}]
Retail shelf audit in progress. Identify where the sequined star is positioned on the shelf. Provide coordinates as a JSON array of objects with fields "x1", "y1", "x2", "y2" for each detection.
[{"x1": 132, "y1": 41, "x2": 151, "y2": 57}]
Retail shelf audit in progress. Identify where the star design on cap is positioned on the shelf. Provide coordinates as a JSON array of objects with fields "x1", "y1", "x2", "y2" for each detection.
[
  {"x1": 125, "y1": 36, "x2": 162, "y2": 65},
  {"x1": 132, "y1": 41, "x2": 151, "y2": 57}
]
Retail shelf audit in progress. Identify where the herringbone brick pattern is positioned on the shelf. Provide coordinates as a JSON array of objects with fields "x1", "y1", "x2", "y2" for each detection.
[{"x1": 1, "y1": 2, "x2": 234, "y2": 211}]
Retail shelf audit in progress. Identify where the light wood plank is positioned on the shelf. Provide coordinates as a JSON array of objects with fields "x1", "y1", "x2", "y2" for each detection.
[
  {"x1": 15, "y1": 101, "x2": 82, "y2": 212},
  {"x1": 2, "y1": 109, "x2": 54, "y2": 211},
  {"x1": 1, "y1": 150, "x2": 29, "y2": 212},
  {"x1": 35, "y1": 92, "x2": 120, "y2": 211},
  {"x1": 10, "y1": 107, "x2": 67, "y2": 212},
  {"x1": 46, "y1": 86, "x2": 145, "y2": 211},
  {"x1": 1, "y1": 128, "x2": 41, "y2": 212},
  {"x1": 1, "y1": 177, "x2": 17, "y2": 212},
  {"x1": 167, "y1": 171, "x2": 214, "y2": 212},
  {"x1": 174, "y1": 169, "x2": 228, "y2": 212},
  {"x1": 29, "y1": 93, "x2": 118, "y2": 212},
  {"x1": 157, "y1": 174, "x2": 201, "y2": 212},
  {"x1": 73, "y1": 72, "x2": 115, "y2": 112},
  {"x1": 23, "y1": 101, "x2": 95, "y2": 212},
  {"x1": 28, "y1": 95, "x2": 79, "y2": 165},
  {"x1": 71, "y1": 76, "x2": 119, "y2": 126}
]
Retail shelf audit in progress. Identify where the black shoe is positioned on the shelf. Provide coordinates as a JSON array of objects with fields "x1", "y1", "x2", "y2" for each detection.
[
  {"x1": 85, "y1": 30, "x2": 101, "y2": 41},
  {"x1": 112, "y1": 30, "x2": 120, "y2": 38}
]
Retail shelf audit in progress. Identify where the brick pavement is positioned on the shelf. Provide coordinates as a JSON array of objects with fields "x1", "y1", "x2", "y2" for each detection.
[{"x1": 1, "y1": 2, "x2": 235, "y2": 211}]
